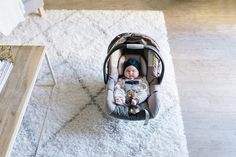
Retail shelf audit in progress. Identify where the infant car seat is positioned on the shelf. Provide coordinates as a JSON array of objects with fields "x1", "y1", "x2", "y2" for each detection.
[{"x1": 103, "y1": 33, "x2": 165, "y2": 124}]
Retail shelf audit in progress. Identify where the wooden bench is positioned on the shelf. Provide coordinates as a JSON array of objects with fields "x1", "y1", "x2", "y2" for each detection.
[{"x1": 0, "y1": 46, "x2": 46, "y2": 157}]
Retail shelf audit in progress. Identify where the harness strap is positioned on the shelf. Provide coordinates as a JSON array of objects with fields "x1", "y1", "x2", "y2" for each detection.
[
  {"x1": 144, "y1": 109, "x2": 150, "y2": 125},
  {"x1": 128, "y1": 104, "x2": 150, "y2": 125}
]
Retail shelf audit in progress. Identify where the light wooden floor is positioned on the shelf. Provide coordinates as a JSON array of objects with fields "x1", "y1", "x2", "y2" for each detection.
[{"x1": 44, "y1": 1, "x2": 236, "y2": 157}]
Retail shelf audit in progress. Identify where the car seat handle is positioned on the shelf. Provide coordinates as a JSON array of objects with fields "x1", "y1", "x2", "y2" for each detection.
[
  {"x1": 126, "y1": 44, "x2": 144, "y2": 49},
  {"x1": 103, "y1": 44, "x2": 165, "y2": 84}
]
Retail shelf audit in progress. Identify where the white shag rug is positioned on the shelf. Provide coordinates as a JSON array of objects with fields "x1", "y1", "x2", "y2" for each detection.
[{"x1": 0, "y1": 10, "x2": 188, "y2": 157}]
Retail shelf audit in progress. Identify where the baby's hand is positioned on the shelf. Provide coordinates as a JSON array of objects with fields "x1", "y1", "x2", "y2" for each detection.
[
  {"x1": 114, "y1": 84, "x2": 121, "y2": 90},
  {"x1": 115, "y1": 98, "x2": 125, "y2": 105},
  {"x1": 131, "y1": 98, "x2": 138, "y2": 106}
]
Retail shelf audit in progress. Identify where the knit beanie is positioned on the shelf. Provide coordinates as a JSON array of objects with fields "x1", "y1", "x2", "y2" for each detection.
[{"x1": 123, "y1": 58, "x2": 140, "y2": 72}]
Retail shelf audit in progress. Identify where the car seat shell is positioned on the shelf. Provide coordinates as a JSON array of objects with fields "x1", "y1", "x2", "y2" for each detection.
[{"x1": 103, "y1": 33, "x2": 165, "y2": 121}]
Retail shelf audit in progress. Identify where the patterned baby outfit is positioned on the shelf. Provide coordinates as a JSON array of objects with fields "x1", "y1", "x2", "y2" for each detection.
[{"x1": 114, "y1": 77, "x2": 149, "y2": 104}]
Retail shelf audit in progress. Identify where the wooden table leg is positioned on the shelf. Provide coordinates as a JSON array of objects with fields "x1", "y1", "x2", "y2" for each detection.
[
  {"x1": 38, "y1": 7, "x2": 45, "y2": 17},
  {"x1": 35, "y1": 53, "x2": 57, "y2": 87}
]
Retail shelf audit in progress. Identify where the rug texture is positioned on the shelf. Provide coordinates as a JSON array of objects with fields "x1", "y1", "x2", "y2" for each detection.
[{"x1": 0, "y1": 10, "x2": 188, "y2": 157}]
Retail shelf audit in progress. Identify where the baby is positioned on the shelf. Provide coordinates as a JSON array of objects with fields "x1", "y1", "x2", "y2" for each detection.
[{"x1": 114, "y1": 58, "x2": 149, "y2": 111}]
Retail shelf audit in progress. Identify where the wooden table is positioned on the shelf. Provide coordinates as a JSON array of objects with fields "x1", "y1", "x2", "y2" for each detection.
[{"x1": 0, "y1": 46, "x2": 45, "y2": 157}]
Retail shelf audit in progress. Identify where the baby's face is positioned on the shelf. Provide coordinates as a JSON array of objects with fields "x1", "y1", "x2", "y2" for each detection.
[{"x1": 124, "y1": 65, "x2": 139, "y2": 79}]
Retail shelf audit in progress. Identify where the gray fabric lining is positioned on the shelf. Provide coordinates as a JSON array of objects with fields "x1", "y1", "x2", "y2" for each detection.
[{"x1": 106, "y1": 77, "x2": 116, "y2": 114}]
